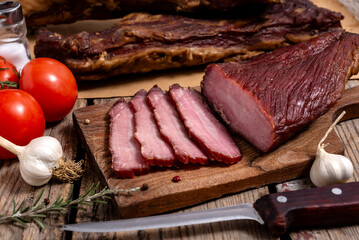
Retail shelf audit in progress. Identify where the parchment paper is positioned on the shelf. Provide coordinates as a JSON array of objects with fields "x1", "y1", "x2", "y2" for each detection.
[{"x1": 27, "y1": 0, "x2": 359, "y2": 99}]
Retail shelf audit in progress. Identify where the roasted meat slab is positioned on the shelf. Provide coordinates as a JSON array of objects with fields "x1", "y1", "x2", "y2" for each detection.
[
  {"x1": 201, "y1": 31, "x2": 359, "y2": 152},
  {"x1": 34, "y1": 0, "x2": 343, "y2": 81},
  {"x1": 21, "y1": 0, "x2": 281, "y2": 27}
]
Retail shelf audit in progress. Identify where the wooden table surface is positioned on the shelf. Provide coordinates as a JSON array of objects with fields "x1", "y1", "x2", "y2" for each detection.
[{"x1": 0, "y1": 79, "x2": 357, "y2": 240}]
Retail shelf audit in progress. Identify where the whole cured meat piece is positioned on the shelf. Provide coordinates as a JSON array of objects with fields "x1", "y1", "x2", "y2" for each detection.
[
  {"x1": 201, "y1": 31, "x2": 359, "y2": 152},
  {"x1": 169, "y1": 84, "x2": 242, "y2": 164},
  {"x1": 109, "y1": 99, "x2": 150, "y2": 178},
  {"x1": 130, "y1": 89, "x2": 176, "y2": 167},
  {"x1": 21, "y1": 0, "x2": 281, "y2": 27},
  {"x1": 147, "y1": 86, "x2": 208, "y2": 165},
  {"x1": 34, "y1": 0, "x2": 343, "y2": 81}
]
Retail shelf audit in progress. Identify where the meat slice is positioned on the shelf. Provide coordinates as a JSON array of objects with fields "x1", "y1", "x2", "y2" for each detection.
[
  {"x1": 169, "y1": 84, "x2": 242, "y2": 164},
  {"x1": 34, "y1": 0, "x2": 343, "y2": 81},
  {"x1": 130, "y1": 89, "x2": 176, "y2": 167},
  {"x1": 109, "y1": 99, "x2": 150, "y2": 178},
  {"x1": 201, "y1": 31, "x2": 359, "y2": 152},
  {"x1": 147, "y1": 86, "x2": 208, "y2": 164}
]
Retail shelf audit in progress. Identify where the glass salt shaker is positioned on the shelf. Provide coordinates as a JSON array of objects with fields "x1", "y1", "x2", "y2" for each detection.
[{"x1": 0, "y1": 1, "x2": 31, "y2": 71}]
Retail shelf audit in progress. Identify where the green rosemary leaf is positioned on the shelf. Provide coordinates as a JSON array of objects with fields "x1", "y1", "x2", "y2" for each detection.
[
  {"x1": 92, "y1": 200, "x2": 108, "y2": 204},
  {"x1": 14, "y1": 201, "x2": 25, "y2": 214},
  {"x1": 32, "y1": 217, "x2": 45, "y2": 230},
  {"x1": 12, "y1": 200, "x2": 16, "y2": 214},
  {"x1": 71, "y1": 206, "x2": 87, "y2": 211},
  {"x1": 33, "y1": 188, "x2": 45, "y2": 207},
  {"x1": 46, "y1": 207, "x2": 67, "y2": 213},
  {"x1": 81, "y1": 183, "x2": 95, "y2": 198},
  {"x1": 77, "y1": 201, "x2": 93, "y2": 207},
  {"x1": 53, "y1": 196, "x2": 63, "y2": 205},
  {"x1": 20, "y1": 206, "x2": 30, "y2": 214},
  {"x1": 67, "y1": 185, "x2": 75, "y2": 202},
  {"x1": 32, "y1": 203, "x2": 46, "y2": 211},
  {"x1": 31, "y1": 214, "x2": 47, "y2": 218},
  {"x1": 12, "y1": 217, "x2": 28, "y2": 227},
  {"x1": 18, "y1": 217, "x2": 31, "y2": 223}
]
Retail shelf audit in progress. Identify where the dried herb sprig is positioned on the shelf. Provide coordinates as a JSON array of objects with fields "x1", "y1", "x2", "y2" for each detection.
[{"x1": 0, "y1": 182, "x2": 141, "y2": 229}]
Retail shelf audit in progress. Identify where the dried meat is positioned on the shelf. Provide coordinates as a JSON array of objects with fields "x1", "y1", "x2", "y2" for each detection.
[
  {"x1": 34, "y1": 0, "x2": 343, "y2": 81},
  {"x1": 130, "y1": 89, "x2": 176, "y2": 167},
  {"x1": 109, "y1": 99, "x2": 150, "y2": 178},
  {"x1": 201, "y1": 31, "x2": 359, "y2": 152},
  {"x1": 147, "y1": 86, "x2": 208, "y2": 164},
  {"x1": 22, "y1": 0, "x2": 282, "y2": 27},
  {"x1": 169, "y1": 84, "x2": 241, "y2": 164}
]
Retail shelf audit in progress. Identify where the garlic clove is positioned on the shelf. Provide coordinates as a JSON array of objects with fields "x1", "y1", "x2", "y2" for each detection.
[{"x1": 18, "y1": 136, "x2": 63, "y2": 186}]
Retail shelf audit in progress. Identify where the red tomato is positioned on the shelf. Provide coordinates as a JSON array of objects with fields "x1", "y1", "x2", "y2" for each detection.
[
  {"x1": 20, "y1": 58, "x2": 78, "y2": 122},
  {"x1": 0, "y1": 56, "x2": 20, "y2": 89},
  {"x1": 0, "y1": 89, "x2": 45, "y2": 159}
]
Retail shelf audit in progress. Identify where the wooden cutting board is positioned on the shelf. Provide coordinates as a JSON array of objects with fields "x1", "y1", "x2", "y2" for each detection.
[{"x1": 73, "y1": 86, "x2": 359, "y2": 219}]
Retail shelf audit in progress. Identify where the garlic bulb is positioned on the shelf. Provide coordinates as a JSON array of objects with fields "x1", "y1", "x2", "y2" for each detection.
[
  {"x1": 0, "y1": 135, "x2": 83, "y2": 186},
  {"x1": 309, "y1": 111, "x2": 354, "y2": 187},
  {"x1": 19, "y1": 136, "x2": 62, "y2": 186}
]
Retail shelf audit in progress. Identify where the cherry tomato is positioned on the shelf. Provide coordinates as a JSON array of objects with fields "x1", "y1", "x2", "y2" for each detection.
[
  {"x1": 0, "y1": 89, "x2": 45, "y2": 159},
  {"x1": 0, "y1": 56, "x2": 20, "y2": 89},
  {"x1": 20, "y1": 58, "x2": 78, "y2": 122}
]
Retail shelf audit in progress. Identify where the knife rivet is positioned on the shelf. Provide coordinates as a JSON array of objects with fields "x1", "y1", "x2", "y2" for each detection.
[
  {"x1": 331, "y1": 188, "x2": 342, "y2": 195},
  {"x1": 276, "y1": 196, "x2": 287, "y2": 203}
]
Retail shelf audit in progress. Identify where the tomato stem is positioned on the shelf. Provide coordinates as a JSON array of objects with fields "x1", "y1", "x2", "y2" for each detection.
[
  {"x1": 13, "y1": 66, "x2": 20, "y2": 79},
  {"x1": 0, "y1": 81, "x2": 18, "y2": 90}
]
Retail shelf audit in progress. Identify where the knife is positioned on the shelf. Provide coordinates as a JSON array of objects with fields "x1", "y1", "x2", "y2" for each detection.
[{"x1": 63, "y1": 182, "x2": 359, "y2": 236}]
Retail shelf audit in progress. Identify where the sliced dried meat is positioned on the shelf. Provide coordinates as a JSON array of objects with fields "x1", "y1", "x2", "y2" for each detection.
[
  {"x1": 169, "y1": 84, "x2": 242, "y2": 164},
  {"x1": 147, "y1": 86, "x2": 208, "y2": 165},
  {"x1": 109, "y1": 99, "x2": 150, "y2": 178},
  {"x1": 130, "y1": 89, "x2": 176, "y2": 167},
  {"x1": 34, "y1": 0, "x2": 343, "y2": 81},
  {"x1": 201, "y1": 31, "x2": 359, "y2": 152}
]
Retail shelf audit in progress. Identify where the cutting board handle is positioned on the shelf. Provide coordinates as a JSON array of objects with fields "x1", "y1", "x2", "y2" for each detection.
[{"x1": 253, "y1": 182, "x2": 359, "y2": 236}]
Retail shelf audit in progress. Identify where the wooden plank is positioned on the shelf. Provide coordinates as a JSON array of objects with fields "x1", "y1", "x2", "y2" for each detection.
[
  {"x1": 0, "y1": 99, "x2": 86, "y2": 239},
  {"x1": 72, "y1": 87, "x2": 359, "y2": 219}
]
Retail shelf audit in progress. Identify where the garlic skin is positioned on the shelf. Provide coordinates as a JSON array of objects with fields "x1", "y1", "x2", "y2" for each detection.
[
  {"x1": 18, "y1": 136, "x2": 63, "y2": 186},
  {"x1": 310, "y1": 146, "x2": 354, "y2": 187}
]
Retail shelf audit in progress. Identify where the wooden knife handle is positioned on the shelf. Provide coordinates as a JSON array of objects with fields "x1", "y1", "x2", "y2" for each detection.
[{"x1": 253, "y1": 182, "x2": 359, "y2": 236}]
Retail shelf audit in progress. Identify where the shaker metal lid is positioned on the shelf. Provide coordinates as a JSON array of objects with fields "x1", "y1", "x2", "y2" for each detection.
[{"x1": 0, "y1": 1, "x2": 23, "y2": 26}]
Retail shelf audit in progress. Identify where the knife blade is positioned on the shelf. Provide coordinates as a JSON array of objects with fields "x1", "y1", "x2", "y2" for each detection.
[{"x1": 63, "y1": 182, "x2": 359, "y2": 236}]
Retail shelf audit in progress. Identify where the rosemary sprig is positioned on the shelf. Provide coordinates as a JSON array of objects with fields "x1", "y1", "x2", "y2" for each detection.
[{"x1": 0, "y1": 182, "x2": 141, "y2": 229}]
